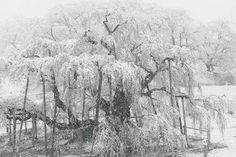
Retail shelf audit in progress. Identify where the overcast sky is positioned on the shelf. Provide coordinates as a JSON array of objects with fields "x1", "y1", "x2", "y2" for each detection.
[{"x1": 0, "y1": 0, "x2": 235, "y2": 28}]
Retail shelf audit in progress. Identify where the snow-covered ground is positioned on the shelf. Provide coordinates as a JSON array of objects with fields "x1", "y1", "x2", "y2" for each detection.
[
  {"x1": 187, "y1": 114, "x2": 236, "y2": 157},
  {"x1": 187, "y1": 85, "x2": 236, "y2": 157}
]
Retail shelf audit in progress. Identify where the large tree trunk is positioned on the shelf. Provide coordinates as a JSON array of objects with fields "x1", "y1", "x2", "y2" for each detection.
[
  {"x1": 51, "y1": 76, "x2": 81, "y2": 129},
  {"x1": 112, "y1": 87, "x2": 131, "y2": 122}
]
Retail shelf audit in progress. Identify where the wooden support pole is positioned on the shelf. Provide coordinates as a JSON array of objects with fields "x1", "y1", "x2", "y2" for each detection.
[
  {"x1": 51, "y1": 72, "x2": 58, "y2": 157},
  {"x1": 9, "y1": 118, "x2": 12, "y2": 144},
  {"x1": 32, "y1": 115, "x2": 35, "y2": 146},
  {"x1": 181, "y1": 97, "x2": 189, "y2": 147},
  {"x1": 82, "y1": 88, "x2": 86, "y2": 126},
  {"x1": 50, "y1": 104, "x2": 57, "y2": 157},
  {"x1": 95, "y1": 69, "x2": 103, "y2": 126},
  {"x1": 42, "y1": 75, "x2": 48, "y2": 155},
  {"x1": 167, "y1": 58, "x2": 175, "y2": 128},
  {"x1": 108, "y1": 76, "x2": 112, "y2": 114},
  {"x1": 35, "y1": 118, "x2": 37, "y2": 139},
  {"x1": 12, "y1": 108, "x2": 17, "y2": 155},
  {"x1": 25, "y1": 120, "x2": 27, "y2": 133},
  {"x1": 207, "y1": 114, "x2": 211, "y2": 151},
  {"x1": 204, "y1": 144, "x2": 208, "y2": 157},
  {"x1": 19, "y1": 74, "x2": 30, "y2": 141},
  {"x1": 176, "y1": 98, "x2": 183, "y2": 134}
]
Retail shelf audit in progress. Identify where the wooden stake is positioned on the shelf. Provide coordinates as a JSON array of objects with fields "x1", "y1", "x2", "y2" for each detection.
[
  {"x1": 19, "y1": 74, "x2": 30, "y2": 141},
  {"x1": 51, "y1": 72, "x2": 58, "y2": 157},
  {"x1": 207, "y1": 115, "x2": 211, "y2": 151},
  {"x1": 12, "y1": 108, "x2": 17, "y2": 155},
  {"x1": 35, "y1": 118, "x2": 37, "y2": 139},
  {"x1": 167, "y1": 58, "x2": 175, "y2": 128},
  {"x1": 42, "y1": 75, "x2": 48, "y2": 155},
  {"x1": 9, "y1": 118, "x2": 12, "y2": 144},
  {"x1": 24, "y1": 120, "x2": 27, "y2": 133},
  {"x1": 50, "y1": 103, "x2": 57, "y2": 157},
  {"x1": 95, "y1": 69, "x2": 103, "y2": 126},
  {"x1": 108, "y1": 76, "x2": 112, "y2": 114},
  {"x1": 82, "y1": 88, "x2": 86, "y2": 126},
  {"x1": 181, "y1": 97, "x2": 189, "y2": 147},
  {"x1": 176, "y1": 98, "x2": 183, "y2": 134},
  {"x1": 32, "y1": 115, "x2": 35, "y2": 146}
]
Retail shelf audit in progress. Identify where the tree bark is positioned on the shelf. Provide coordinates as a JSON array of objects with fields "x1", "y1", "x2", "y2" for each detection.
[{"x1": 51, "y1": 76, "x2": 81, "y2": 128}]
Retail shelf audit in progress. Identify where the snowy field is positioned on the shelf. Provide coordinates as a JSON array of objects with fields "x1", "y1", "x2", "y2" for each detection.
[
  {"x1": 187, "y1": 85, "x2": 236, "y2": 157},
  {"x1": 186, "y1": 114, "x2": 236, "y2": 157}
]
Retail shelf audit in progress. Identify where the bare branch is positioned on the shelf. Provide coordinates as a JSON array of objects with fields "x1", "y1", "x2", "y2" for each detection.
[
  {"x1": 130, "y1": 43, "x2": 143, "y2": 52},
  {"x1": 50, "y1": 25, "x2": 57, "y2": 41},
  {"x1": 103, "y1": 13, "x2": 128, "y2": 34}
]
